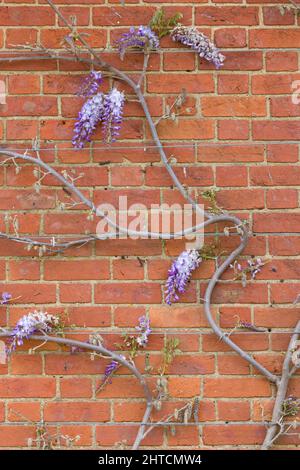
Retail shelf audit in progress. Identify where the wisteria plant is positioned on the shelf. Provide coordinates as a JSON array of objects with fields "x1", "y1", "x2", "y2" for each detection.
[{"x1": 0, "y1": 0, "x2": 298, "y2": 452}]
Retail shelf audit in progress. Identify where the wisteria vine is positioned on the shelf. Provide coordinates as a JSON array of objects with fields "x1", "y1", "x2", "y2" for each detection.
[{"x1": 0, "y1": 0, "x2": 298, "y2": 451}]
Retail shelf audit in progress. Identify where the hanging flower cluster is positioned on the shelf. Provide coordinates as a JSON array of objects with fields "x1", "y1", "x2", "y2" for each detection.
[
  {"x1": 165, "y1": 250, "x2": 201, "y2": 305},
  {"x1": 116, "y1": 25, "x2": 160, "y2": 59},
  {"x1": 171, "y1": 25, "x2": 225, "y2": 69},
  {"x1": 103, "y1": 360, "x2": 119, "y2": 385},
  {"x1": 102, "y1": 88, "x2": 126, "y2": 144},
  {"x1": 77, "y1": 71, "x2": 103, "y2": 98},
  {"x1": 136, "y1": 315, "x2": 152, "y2": 347},
  {"x1": 1, "y1": 292, "x2": 11, "y2": 305},
  {"x1": 7, "y1": 311, "x2": 60, "y2": 354},
  {"x1": 73, "y1": 73, "x2": 125, "y2": 148},
  {"x1": 72, "y1": 93, "x2": 105, "y2": 148}
]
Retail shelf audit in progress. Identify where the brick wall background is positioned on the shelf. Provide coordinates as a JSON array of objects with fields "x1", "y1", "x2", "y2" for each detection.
[{"x1": 0, "y1": 0, "x2": 299, "y2": 449}]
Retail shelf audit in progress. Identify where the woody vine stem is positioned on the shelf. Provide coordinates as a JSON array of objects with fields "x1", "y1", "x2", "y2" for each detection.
[{"x1": 0, "y1": 0, "x2": 298, "y2": 450}]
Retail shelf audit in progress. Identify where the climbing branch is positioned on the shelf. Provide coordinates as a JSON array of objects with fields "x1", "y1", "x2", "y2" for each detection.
[
  {"x1": 0, "y1": 329, "x2": 152, "y2": 450},
  {"x1": 261, "y1": 320, "x2": 300, "y2": 449}
]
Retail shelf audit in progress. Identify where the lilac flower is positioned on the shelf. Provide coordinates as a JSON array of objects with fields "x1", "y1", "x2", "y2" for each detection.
[
  {"x1": 171, "y1": 25, "x2": 225, "y2": 69},
  {"x1": 165, "y1": 250, "x2": 201, "y2": 305},
  {"x1": 7, "y1": 311, "x2": 59, "y2": 354},
  {"x1": 77, "y1": 71, "x2": 102, "y2": 98},
  {"x1": 116, "y1": 25, "x2": 160, "y2": 59},
  {"x1": 102, "y1": 88, "x2": 125, "y2": 143},
  {"x1": 99, "y1": 356, "x2": 125, "y2": 390},
  {"x1": 103, "y1": 360, "x2": 119, "y2": 383},
  {"x1": 136, "y1": 315, "x2": 152, "y2": 347},
  {"x1": 72, "y1": 92, "x2": 105, "y2": 148},
  {"x1": 1, "y1": 292, "x2": 12, "y2": 305},
  {"x1": 248, "y1": 257, "x2": 264, "y2": 279}
]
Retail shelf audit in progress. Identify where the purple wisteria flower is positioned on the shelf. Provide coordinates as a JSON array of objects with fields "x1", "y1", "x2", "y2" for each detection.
[
  {"x1": 165, "y1": 250, "x2": 201, "y2": 305},
  {"x1": 103, "y1": 360, "x2": 119, "y2": 383},
  {"x1": 116, "y1": 25, "x2": 160, "y2": 59},
  {"x1": 171, "y1": 25, "x2": 225, "y2": 69},
  {"x1": 248, "y1": 257, "x2": 264, "y2": 279},
  {"x1": 1, "y1": 292, "x2": 12, "y2": 305},
  {"x1": 7, "y1": 311, "x2": 59, "y2": 354},
  {"x1": 72, "y1": 92, "x2": 105, "y2": 148},
  {"x1": 136, "y1": 315, "x2": 152, "y2": 347},
  {"x1": 100, "y1": 355, "x2": 125, "y2": 389},
  {"x1": 102, "y1": 88, "x2": 125, "y2": 143},
  {"x1": 77, "y1": 71, "x2": 102, "y2": 97}
]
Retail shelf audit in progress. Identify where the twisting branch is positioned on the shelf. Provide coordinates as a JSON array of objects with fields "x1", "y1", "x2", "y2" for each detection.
[
  {"x1": 0, "y1": 330, "x2": 152, "y2": 450},
  {"x1": 261, "y1": 320, "x2": 300, "y2": 449}
]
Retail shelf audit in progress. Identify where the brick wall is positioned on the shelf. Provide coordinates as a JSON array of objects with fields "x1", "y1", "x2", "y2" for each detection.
[{"x1": 0, "y1": 0, "x2": 299, "y2": 449}]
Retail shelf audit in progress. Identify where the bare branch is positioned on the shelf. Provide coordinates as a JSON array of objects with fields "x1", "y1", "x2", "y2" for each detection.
[{"x1": 261, "y1": 320, "x2": 300, "y2": 449}]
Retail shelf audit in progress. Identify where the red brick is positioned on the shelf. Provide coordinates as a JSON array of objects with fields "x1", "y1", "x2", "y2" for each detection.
[
  {"x1": 266, "y1": 189, "x2": 298, "y2": 209},
  {"x1": 10, "y1": 355, "x2": 42, "y2": 375},
  {"x1": 195, "y1": 7, "x2": 258, "y2": 25},
  {"x1": 250, "y1": 166, "x2": 300, "y2": 186},
  {"x1": 218, "y1": 74, "x2": 249, "y2": 94},
  {"x1": 94, "y1": 282, "x2": 161, "y2": 304},
  {"x1": 204, "y1": 378, "x2": 271, "y2": 398},
  {"x1": 0, "y1": 96, "x2": 57, "y2": 116},
  {"x1": 8, "y1": 74, "x2": 40, "y2": 94},
  {"x1": 44, "y1": 402, "x2": 110, "y2": 422},
  {"x1": 266, "y1": 51, "x2": 298, "y2": 72},
  {"x1": 252, "y1": 73, "x2": 300, "y2": 94},
  {"x1": 7, "y1": 120, "x2": 38, "y2": 140},
  {"x1": 60, "y1": 378, "x2": 93, "y2": 398},
  {"x1": 216, "y1": 166, "x2": 248, "y2": 186},
  {"x1": 254, "y1": 213, "x2": 300, "y2": 233},
  {"x1": 253, "y1": 121, "x2": 300, "y2": 140},
  {"x1": 222, "y1": 51, "x2": 263, "y2": 71},
  {"x1": 218, "y1": 401, "x2": 251, "y2": 421},
  {"x1": 271, "y1": 97, "x2": 300, "y2": 117},
  {"x1": 202, "y1": 96, "x2": 266, "y2": 117},
  {"x1": 0, "y1": 6, "x2": 55, "y2": 26},
  {"x1": 263, "y1": 6, "x2": 295, "y2": 25},
  {"x1": 111, "y1": 166, "x2": 143, "y2": 186},
  {"x1": 250, "y1": 29, "x2": 300, "y2": 48},
  {"x1": 96, "y1": 424, "x2": 163, "y2": 446},
  {"x1": 266, "y1": 144, "x2": 298, "y2": 162},
  {"x1": 147, "y1": 74, "x2": 214, "y2": 94},
  {"x1": 8, "y1": 402, "x2": 40, "y2": 422},
  {"x1": 44, "y1": 260, "x2": 109, "y2": 281},
  {"x1": 214, "y1": 28, "x2": 247, "y2": 48},
  {"x1": 0, "y1": 378, "x2": 55, "y2": 397},
  {"x1": 0, "y1": 426, "x2": 35, "y2": 447},
  {"x1": 203, "y1": 424, "x2": 265, "y2": 445}
]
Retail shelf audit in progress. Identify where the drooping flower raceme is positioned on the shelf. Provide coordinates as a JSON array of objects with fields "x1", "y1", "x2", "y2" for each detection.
[
  {"x1": 116, "y1": 25, "x2": 160, "y2": 59},
  {"x1": 7, "y1": 311, "x2": 60, "y2": 354},
  {"x1": 1, "y1": 292, "x2": 12, "y2": 305},
  {"x1": 136, "y1": 315, "x2": 152, "y2": 347},
  {"x1": 102, "y1": 88, "x2": 125, "y2": 143},
  {"x1": 165, "y1": 250, "x2": 201, "y2": 305},
  {"x1": 72, "y1": 92, "x2": 105, "y2": 148},
  {"x1": 171, "y1": 25, "x2": 225, "y2": 69},
  {"x1": 103, "y1": 360, "x2": 119, "y2": 383},
  {"x1": 73, "y1": 86, "x2": 125, "y2": 148},
  {"x1": 77, "y1": 71, "x2": 102, "y2": 97}
]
